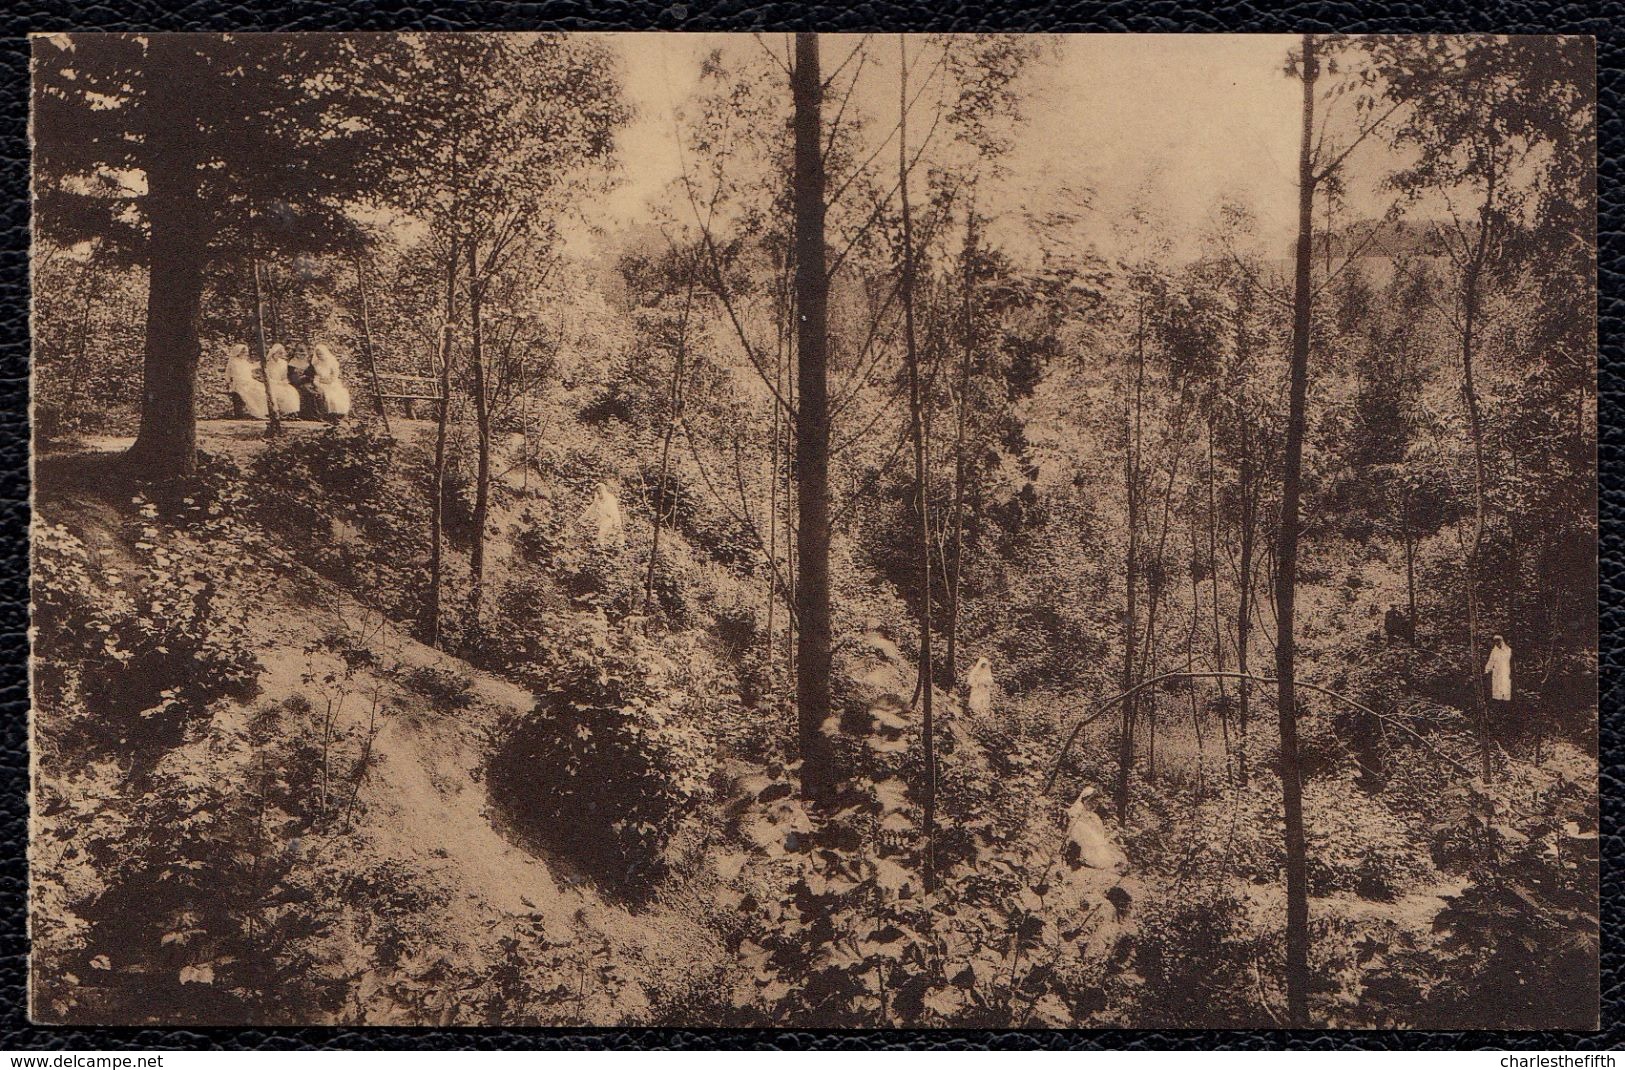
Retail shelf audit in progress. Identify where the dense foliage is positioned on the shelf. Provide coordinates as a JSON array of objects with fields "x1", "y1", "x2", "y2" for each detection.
[{"x1": 30, "y1": 32, "x2": 1596, "y2": 1028}]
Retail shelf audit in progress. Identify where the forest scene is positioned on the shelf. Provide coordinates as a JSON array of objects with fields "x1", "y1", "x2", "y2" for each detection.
[{"x1": 28, "y1": 32, "x2": 1597, "y2": 1029}]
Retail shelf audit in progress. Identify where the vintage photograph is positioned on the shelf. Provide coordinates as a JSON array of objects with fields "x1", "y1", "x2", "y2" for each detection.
[{"x1": 28, "y1": 32, "x2": 1597, "y2": 1029}]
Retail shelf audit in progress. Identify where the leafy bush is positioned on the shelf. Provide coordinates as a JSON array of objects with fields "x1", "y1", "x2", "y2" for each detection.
[
  {"x1": 718, "y1": 777, "x2": 1127, "y2": 1028},
  {"x1": 702, "y1": 656, "x2": 1129, "y2": 1030},
  {"x1": 1121, "y1": 880, "x2": 1271, "y2": 1027},
  {"x1": 552, "y1": 535, "x2": 640, "y2": 615},
  {"x1": 1168, "y1": 775, "x2": 1431, "y2": 902},
  {"x1": 1303, "y1": 779, "x2": 1434, "y2": 901},
  {"x1": 249, "y1": 425, "x2": 429, "y2": 621},
  {"x1": 660, "y1": 470, "x2": 758, "y2": 569},
  {"x1": 641, "y1": 539, "x2": 698, "y2": 625},
  {"x1": 252, "y1": 423, "x2": 401, "y2": 532},
  {"x1": 710, "y1": 594, "x2": 759, "y2": 660},
  {"x1": 404, "y1": 665, "x2": 476, "y2": 711},
  {"x1": 958, "y1": 530, "x2": 1109, "y2": 697},
  {"x1": 474, "y1": 571, "x2": 567, "y2": 675},
  {"x1": 35, "y1": 696, "x2": 358, "y2": 1025},
  {"x1": 33, "y1": 505, "x2": 262, "y2": 752},
  {"x1": 512, "y1": 502, "x2": 566, "y2": 565},
  {"x1": 466, "y1": 917, "x2": 630, "y2": 1026},
  {"x1": 485, "y1": 615, "x2": 716, "y2": 901},
  {"x1": 1360, "y1": 774, "x2": 1598, "y2": 1029}
]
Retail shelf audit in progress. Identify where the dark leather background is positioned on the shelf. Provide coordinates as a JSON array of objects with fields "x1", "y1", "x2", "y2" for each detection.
[{"x1": 1, "y1": 0, "x2": 1617, "y2": 1050}]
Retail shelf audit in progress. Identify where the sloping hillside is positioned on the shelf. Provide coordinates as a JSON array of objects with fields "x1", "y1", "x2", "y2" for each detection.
[
  {"x1": 33, "y1": 428, "x2": 732, "y2": 1025},
  {"x1": 30, "y1": 412, "x2": 1598, "y2": 1030}
]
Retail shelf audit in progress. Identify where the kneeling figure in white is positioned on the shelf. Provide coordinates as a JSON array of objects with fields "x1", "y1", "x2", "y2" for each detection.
[
  {"x1": 967, "y1": 656, "x2": 995, "y2": 716},
  {"x1": 581, "y1": 483, "x2": 625, "y2": 548}
]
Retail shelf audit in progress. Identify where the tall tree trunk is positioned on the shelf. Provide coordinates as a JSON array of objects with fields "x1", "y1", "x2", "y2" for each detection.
[
  {"x1": 1187, "y1": 524, "x2": 1206, "y2": 793},
  {"x1": 767, "y1": 322, "x2": 783, "y2": 675},
  {"x1": 898, "y1": 35, "x2": 937, "y2": 890},
  {"x1": 1138, "y1": 445, "x2": 1181, "y2": 784},
  {"x1": 1232, "y1": 283, "x2": 1258, "y2": 787},
  {"x1": 792, "y1": 31, "x2": 834, "y2": 805},
  {"x1": 946, "y1": 201, "x2": 978, "y2": 686},
  {"x1": 784, "y1": 285, "x2": 799, "y2": 681},
  {"x1": 1461, "y1": 164, "x2": 1499, "y2": 783},
  {"x1": 264, "y1": 261, "x2": 284, "y2": 347},
  {"x1": 1236, "y1": 401, "x2": 1255, "y2": 787},
  {"x1": 250, "y1": 257, "x2": 282, "y2": 440},
  {"x1": 1207, "y1": 408, "x2": 1228, "y2": 715},
  {"x1": 1115, "y1": 297, "x2": 1146, "y2": 826},
  {"x1": 646, "y1": 253, "x2": 698, "y2": 611},
  {"x1": 424, "y1": 237, "x2": 460, "y2": 649},
  {"x1": 1275, "y1": 31, "x2": 1319, "y2": 1029},
  {"x1": 70, "y1": 258, "x2": 100, "y2": 419},
  {"x1": 125, "y1": 37, "x2": 209, "y2": 480},
  {"x1": 353, "y1": 255, "x2": 390, "y2": 431},
  {"x1": 1401, "y1": 482, "x2": 1417, "y2": 638},
  {"x1": 785, "y1": 407, "x2": 797, "y2": 678},
  {"x1": 467, "y1": 239, "x2": 491, "y2": 644},
  {"x1": 1462, "y1": 268, "x2": 1491, "y2": 781}
]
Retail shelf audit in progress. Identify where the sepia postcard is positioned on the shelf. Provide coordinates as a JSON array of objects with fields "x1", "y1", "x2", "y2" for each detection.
[{"x1": 28, "y1": 31, "x2": 1598, "y2": 1029}]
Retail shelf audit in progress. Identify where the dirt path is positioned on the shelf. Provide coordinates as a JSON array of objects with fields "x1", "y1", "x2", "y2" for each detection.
[
  {"x1": 39, "y1": 435, "x2": 725, "y2": 1024},
  {"x1": 261, "y1": 578, "x2": 724, "y2": 1022}
]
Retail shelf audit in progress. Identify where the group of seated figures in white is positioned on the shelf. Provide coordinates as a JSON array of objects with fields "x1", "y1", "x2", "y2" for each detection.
[{"x1": 224, "y1": 341, "x2": 353, "y2": 422}]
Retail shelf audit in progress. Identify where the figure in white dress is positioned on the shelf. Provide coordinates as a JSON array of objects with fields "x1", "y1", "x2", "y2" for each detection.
[
  {"x1": 309, "y1": 342, "x2": 352, "y2": 418},
  {"x1": 1484, "y1": 635, "x2": 1513, "y2": 702},
  {"x1": 224, "y1": 344, "x2": 269, "y2": 419},
  {"x1": 581, "y1": 482, "x2": 625, "y2": 548},
  {"x1": 966, "y1": 656, "x2": 995, "y2": 716},
  {"x1": 264, "y1": 344, "x2": 302, "y2": 417}
]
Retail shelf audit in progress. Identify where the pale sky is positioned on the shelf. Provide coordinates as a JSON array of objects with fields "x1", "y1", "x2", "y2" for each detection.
[
  {"x1": 575, "y1": 33, "x2": 1391, "y2": 262},
  {"x1": 1008, "y1": 35, "x2": 1306, "y2": 249}
]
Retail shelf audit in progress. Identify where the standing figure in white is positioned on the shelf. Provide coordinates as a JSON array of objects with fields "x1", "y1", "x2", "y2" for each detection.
[
  {"x1": 310, "y1": 342, "x2": 353, "y2": 419},
  {"x1": 966, "y1": 656, "x2": 995, "y2": 716},
  {"x1": 224, "y1": 344, "x2": 269, "y2": 419},
  {"x1": 1484, "y1": 634, "x2": 1513, "y2": 726}
]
